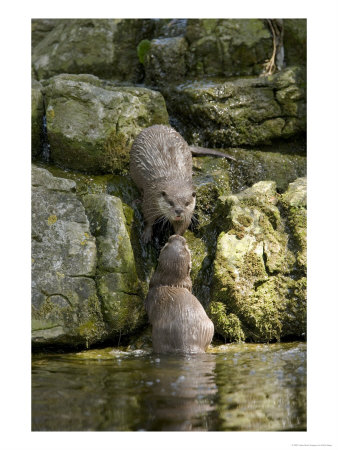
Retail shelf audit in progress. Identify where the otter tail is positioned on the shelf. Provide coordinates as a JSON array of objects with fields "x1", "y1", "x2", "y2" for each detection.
[{"x1": 189, "y1": 146, "x2": 236, "y2": 161}]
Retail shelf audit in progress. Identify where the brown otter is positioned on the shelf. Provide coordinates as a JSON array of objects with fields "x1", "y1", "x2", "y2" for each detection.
[
  {"x1": 145, "y1": 235, "x2": 214, "y2": 354},
  {"x1": 130, "y1": 124, "x2": 235, "y2": 243}
]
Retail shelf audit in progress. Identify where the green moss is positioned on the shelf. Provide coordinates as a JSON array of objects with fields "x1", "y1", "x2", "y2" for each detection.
[
  {"x1": 237, "y1": 214, "x2": 253, "y2": 228},
  {"x1": 137, "y1": 39, "x2": 151, "y2": 64},
  {"x1": 209, "y1": 301, "x2": 245, "y2": 342},
  {"x1": 102, "y1": 128, "x2": 131, "y2": 175}
]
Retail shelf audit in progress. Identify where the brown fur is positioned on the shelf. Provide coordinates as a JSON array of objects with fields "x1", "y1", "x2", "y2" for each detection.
[
  {"x1": 145, "y1": 235, "x2": 214, "y2": 354},
  {"x1": 130, "y1": 125, "x2": 196, "y2": 243}
]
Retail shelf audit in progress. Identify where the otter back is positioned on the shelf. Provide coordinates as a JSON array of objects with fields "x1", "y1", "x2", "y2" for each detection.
[
  {"x1": 130, "y1": 124, "x2": 192, "y2": 187},
  {"x1": 145, "y1": 286, "x2": 214, "y2": 354}
]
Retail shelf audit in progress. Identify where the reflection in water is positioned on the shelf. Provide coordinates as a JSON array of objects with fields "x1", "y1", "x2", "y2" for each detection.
[
  {"x1": 32, "y1": 342, "x2": 306, "y2": 431},
  {"x1": 215, "y1": 343, "x2": 306, "y2": 431}
]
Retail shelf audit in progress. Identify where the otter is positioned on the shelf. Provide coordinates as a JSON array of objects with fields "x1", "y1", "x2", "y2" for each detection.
[
  {"x1": 145, "y1": 235, "x2": 214, "y2": 354},
  {"x1": 130, "y1": 124, "x2": 235, "y2": 243}
]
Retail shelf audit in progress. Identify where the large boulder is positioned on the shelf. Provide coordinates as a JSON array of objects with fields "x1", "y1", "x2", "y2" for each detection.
[
  {"x1": 209, "y1": 179, "x2": 307, "y2": 342},
  {"x1": 31, "y1": 166, "x2": 148, "y2": 348},
  {"x1": 82, "y1": 194, "x2": 147, "y2": 337},
  {"x1": 32, "y1": 19, "x2": 117, "y2": 80},
  {"x1": 31, "y1": 166, "x2": 105, "y2": 347},
  {"x1": 32, "y1": 19, "x2": 155, "y2": 82},
  {"x1": 42, "y1": 74, "x2": 169, "y2": 173},
  {"x1": 166, "y1": 67, "x2": 306, "y2": 148}
]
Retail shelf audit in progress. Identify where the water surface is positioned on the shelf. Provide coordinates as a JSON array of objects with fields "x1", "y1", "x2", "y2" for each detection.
[{"x1": 32, "y1": 342, "x2": 306, "y2": 431}]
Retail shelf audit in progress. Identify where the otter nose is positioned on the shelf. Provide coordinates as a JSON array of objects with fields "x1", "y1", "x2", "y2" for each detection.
[{"x1": 175, "y1": 208, "x2": 183, "y2": 216}]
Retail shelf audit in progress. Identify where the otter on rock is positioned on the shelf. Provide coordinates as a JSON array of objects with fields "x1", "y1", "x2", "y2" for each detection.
[
  {"x1": 130, "y1": 124, "x2": 235, "y2": 243},
  {"x1": 145, "y1": 235, "x2": 214, "y2": 354}
]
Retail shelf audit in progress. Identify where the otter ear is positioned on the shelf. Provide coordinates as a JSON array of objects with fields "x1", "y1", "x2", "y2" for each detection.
[{"x1": 192, "y1": 191, "x2": 196, "y2": 198}]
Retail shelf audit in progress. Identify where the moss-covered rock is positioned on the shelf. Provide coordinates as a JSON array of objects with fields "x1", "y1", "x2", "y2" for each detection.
[
  {"x1": 142, "y1": 19, "x2": 273, "y2": 86},
  {"x1": 31, "y1": 80, "x2": 44, "y2": 158},
  {"x1": 31, "y1": 166, "x2": 106, "y2": 347},
  {"x1": 166, "y1": 67, "x2": 305, "y2": 148},
  {"x1": 211, "y1": 179, "x2": 306, "y2": 342},
  {"x1": 281, "y1": 177, "x2": 307, "y2": 271},
  {"x1": 31, "y1": 19, "x2": 58, "y2": 49},
  {"x1": 185, "y1": 19, "x2": 272, "y2": 79},
  {"x1": 32, "y1": 19, "x2": 157, "y2": 82},
  {"x1": 283, "y1": 19, "x2": 307, "y2": 67},
  {"x1": 32, "y1": 19, "x2": 119, "y2": 80},
  {"x1": 82, "y1": 194, "x2": 147, "y2": 338},
  {"x1": 144, "y1": 36, "x2": 189, "y2": 85},
  {"x1": 42, "y1": 74, "x2": 169, "y2": 173}
]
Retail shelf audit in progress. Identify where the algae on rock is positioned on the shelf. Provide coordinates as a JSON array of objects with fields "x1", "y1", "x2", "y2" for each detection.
[
  {"x1": 82, "y1": 194, "x2": 147, "y2": 338},
  {"x1": 43, "y1": 74, "x2": 169, "y2": 173},
  {"x1": 167, "y1": 67, "x2": 306, "y2": 148},
  {"x1": 31, "y1": 166, "x2": 106, "y2": 347},
  {"x1": 210, "y1": 179, "x2": 306, "y2": 342}
]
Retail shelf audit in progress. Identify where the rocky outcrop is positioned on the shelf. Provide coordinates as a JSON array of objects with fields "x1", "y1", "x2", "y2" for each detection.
[
  {"x1": 42, "y1": 74, "x2": 169, "y2": 173},
  {"x1": 31, "y1": 166, "x2": 147, "y2": 347},
  {"x1": 32, "y1": 19, "x2": 155, "y2": 82},
  {"x1": 209, "y1": 179, "x2": 307, "y2": 342},
  {"x1": 82, "y1": 194, "x2": 146, "y2": 337},
  {"x1": 143, "y1": 19, "x2": 272, "y2": 87},
  {"x1": 32, "y1": 166, "x2": 105, "y2": 347},
  {"x1": 32, "y1": 19, "x2": 118, "y2": 80},
  {"x1": 166, "y1": 67, "x2": 306, "y2": 148}
]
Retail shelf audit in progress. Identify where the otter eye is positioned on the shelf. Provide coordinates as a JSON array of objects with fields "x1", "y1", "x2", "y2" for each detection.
[
  {"x1": 192, "y1": 192, "x2": 196, "y2": 198},
  {"x1": 185, "y1": 200, "x2": 190, "y2": 206},
  {"x1": 168, "y1": 200, "x2": 174, "y2": 207},
  {"x1": 161, "y1": 191, "x2": 166, "y2": 197}
]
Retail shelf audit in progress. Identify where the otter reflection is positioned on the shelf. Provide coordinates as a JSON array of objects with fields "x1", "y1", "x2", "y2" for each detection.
[{"x1": 139, "y1": 353, "x2": 217, "y2": 431}]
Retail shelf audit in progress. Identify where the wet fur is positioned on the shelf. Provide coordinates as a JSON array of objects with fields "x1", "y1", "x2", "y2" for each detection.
[
  {"x1": 145, "y1": 235, "x2": 214, "y2": 354},
  {"x1": 130, "y1": 125, "x2": 224, "y2": 243}
]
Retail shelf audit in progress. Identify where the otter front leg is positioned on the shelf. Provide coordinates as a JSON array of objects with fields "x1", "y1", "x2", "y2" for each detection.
[{"x1": 142, "y1": 222, "x2": 153, "y2": 244}]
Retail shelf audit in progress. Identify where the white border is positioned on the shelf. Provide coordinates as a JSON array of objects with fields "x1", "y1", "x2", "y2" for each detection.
[{"x1": 1, "y1": 1, "x2": 338, "y2": 449}]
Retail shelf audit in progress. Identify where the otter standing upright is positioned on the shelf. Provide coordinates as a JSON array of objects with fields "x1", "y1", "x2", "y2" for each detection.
[{"x1": 145, "y1": 235, "x2": 214, "y2": 354}]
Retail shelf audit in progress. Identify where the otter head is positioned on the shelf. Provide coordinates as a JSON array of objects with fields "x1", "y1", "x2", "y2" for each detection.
[
  {"x1": 158, "y1": 181, "x2": 196, "y2": 233},
  {"x1": 150, "y1": 235, "x2": 192, "y2": 289}
]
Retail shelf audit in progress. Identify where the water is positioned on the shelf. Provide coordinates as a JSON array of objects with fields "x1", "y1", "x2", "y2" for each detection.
[{"x1": 32, "y1": 342, "x2": 306, "y2": 431}]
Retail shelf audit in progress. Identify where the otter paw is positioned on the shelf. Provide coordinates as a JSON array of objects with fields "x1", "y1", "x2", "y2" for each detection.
[{"x1": 142, "y1": 227, "x2": 153, "y2": 244}]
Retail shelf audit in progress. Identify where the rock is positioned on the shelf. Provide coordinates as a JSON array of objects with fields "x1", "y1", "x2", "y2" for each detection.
[
  {"x1": 82, "y1": 194, "x2": 147, "y2": 337},
  {"x1": 31, "y1": 19, "x2": 58, "y2": 49},
  {"x1": 32, "y1": 19, "x2": 118, "y2": 80},
  {"x1": 144, "y1": 36, "x2": 189, "y2": 85},
  {"x1": 209, "y1": 179, "x2": 306, "y2": 342},
  {"x1": 42, "y1": 74, "x2": 169, "y2": 173},
  {"x1": 185, "y1": 19, "x2": 272, "y2": 78},
  {"x1": 283, "y1": 19, "x2": 307, "y2": 66},
  {"x1": 281, "y1": 177, "x2": 307, "y2": 271},
  {"x1": 31, "y1": 80, "x2": 44, "y2": 158},
  {"x1": 32, "y1": 19, "x2": 155, "y2": 82},
  {"x1": 31, "y1": 166, "x2": 106, "y2": 347},
  {"x1": 224, "y1": 147, "x2": 306, "y2": 193},
  {"x1": 143, "y1": 19, "x2": 273, "y2": 86},
  {"x1": 166, "y1": 67, "x2": 306, "y2": 147}
]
